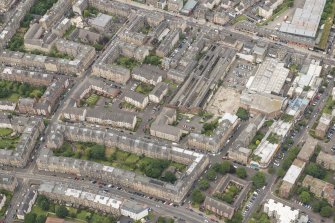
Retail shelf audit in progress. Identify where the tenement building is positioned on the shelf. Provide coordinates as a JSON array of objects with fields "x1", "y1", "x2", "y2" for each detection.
[{"x1": 38, "y1": 123, "x2": 209, "y2": 203}]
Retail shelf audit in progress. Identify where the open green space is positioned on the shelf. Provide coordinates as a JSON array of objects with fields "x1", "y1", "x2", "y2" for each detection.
[
  {"x1": 267, "y1": 132, "x2": 280, "y2": 144},
  {"x1": 213, "y1": 182, "x2": 242, "y2": 204},
  {"x1": 318, "y1": 0, "x2": 335, "y2": 50},
  {"x1": 21, "y1": 0, "x2": 58, "y2": 28},
  {"x1": 120, "y1": 101, "x2": 136, "y2": 110},
  {"x1": 0, "y1": 134, "x2": 20, "y2": 150},
  {"x1": 230, "y1": 15, "x2": 248, "y2": 25},
  {"x1": 83, "y1": 7, "x2": 100, "y2": 18},
  {"x1": 54, "y1": 142, "x2": 186, "y2": 184},
  {"x1": 143, "y1": 54, "x2": 162, "y2": 66},
  {"x1": 31, "y1": 46, "x2": 75, "y2": 60},
  {"x1": 135, "y1": 83, "x2": 154, "y2": 95},
  {"x1": 201, "y1": 118, "x2": 219, "y2": 136},
  {"x1": 0, "y1": 127, "x2": 19, "y2": 150},
  {"x1": 276, "y1": 146, "x2": 300, "y2": 177},
  {"x1": 0, "y1": 128, "x2": 13, "y2": 137},
  {"x1": 322, "y1": 96, "x2": 335, "y2": 114},
  {"x1": 248, "y1": 211, "x2": 271, "y2": 223},
  {"x1": 28, "y1": 195, "x2": 117, "y2": 223},
  {"x1": 115, "y1": 56, "x2": 139, "y2": 71},
  {"x1": 0, "y1": 80, "x2": 46, "y2": 102},
  {"x1": 139, "y1": 23, "x2": 152, "y2": 35},
  {"x1": 157, "y1": 216, "x2": 175, "y2": 223},
  {"x1": 236, "y1": 107, "x2": 249, "y2": 120},
  {"x1": 85, "y1": 94, "x2": 100, "y2": 107},
  {"x1": 248, "y1": 131, "x2": 265, "y2": 151},
  {"x1": 0, "y1": 189, "x2": 12, "y2": 218},
  {"x1": 280, "y1": 113, "x2": 294, "y2": 122},
  {"x1": 63, "y1": 25, "x2": 76, "y2": 39}
]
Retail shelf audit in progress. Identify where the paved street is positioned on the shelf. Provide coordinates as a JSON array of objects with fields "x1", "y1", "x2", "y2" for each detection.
[
  {"x1": 0, "y1": 169, "x2": 211, "y2": 223},
  {"x1": 1, "y1": 0, "x2": 335, "y2": 223}
]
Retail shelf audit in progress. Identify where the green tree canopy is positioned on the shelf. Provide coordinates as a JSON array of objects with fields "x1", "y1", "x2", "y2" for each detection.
[
  {"x1": 88, "y1": 144, "x2": 106, "y2": 160},
  {"x1": 236, "y1": 167, "x2": 247, "y2": 179},
  {"x1": 236, "y1": 108, "x2": 249, "y2": 121},
  {"x1": 56, "y1": 205, "x2": 69, "y2": 218},
  {"x1": 206, "y1": 169, "x2": 217, "y2": 181},
  {"x1": 299, "y1": 191, "x2": 311, "y2": 204},
  {"x1": 36, "y1": 215, "x2": 47, "y2": 223},
  {"x1": 213, "y1": 161, "x2": 233, "y2": 174},
  {"x1": 305, "y1": 163, "x2": 327, "y2": 179},
  {"x1": 162, "y1": 171, "x2": 177, "y2": 184},
  {"x1": 320, "y1": 206, "x2": 333, "y2": 217},
  {"x1": 191, "y1": 189, "x2": 205, "y2": 204},
  {"x1": 198, "y1": 179, "x2": 210, "y2": 191},
  {"x1": 24, "y1": 213, "x2": 37, "y2": 223},
  {"x1": 252, "y1": 172, "x2": 266, "y2": 189},
  {"x1": 36, "y1": 195, "x2": 50, "y2": 211},
  {"x1": 227, "y1": 211, "x2": 243, "y2": 223}
]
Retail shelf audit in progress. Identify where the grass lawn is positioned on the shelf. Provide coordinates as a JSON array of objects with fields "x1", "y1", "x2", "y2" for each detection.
[
  {"x1": 54, "y1": 141, "x2": 186, "y2": 183},
  {"x1": 120, "y1": 101, "x2": 136, "y2": 110},
  {"x1": 322, "y1": 96, "x2": 335, "y2": 114},
  {"x1": 163, "y1": 79, "x2": 177, "y2": 89},
  {"x1": 318, "y1": 0, "x2": 335, "y2": 50},
  {"x1": 76, "y1": 209, "x2": 92, "y2": 221},
  {"x1": 143, "y1": 54, "x2": 162, "y2": 66},
  {"x1": 86, "y1": 94, "x2": 100, "y2": 106},
  {"x1": 31, "y1": 205, "x2": 48, "y2": 217},
  {"x1": 116, "y1": 56, "x2": 139, "y2": 71},
  {"x1": 0, "y1": 135, "x2": 20, "y2": 150},
  {"x1": 0, "y1": 128, "x2": 13, "y2": 137},
  {"x1": 0, "y1": 189, "x2": 12, "y2": 217},
  {"x1": 201, "y1": 118, "x2": 219, "y2": 136},
  {"x1": 31, "y1": 203, "x2": 115, "y2": 223},
  {"x1": 6, "y1": 93, "x2": 20, "y2": 102},
  {"x1": 135, "y1": 83, "x2": 154, "y2": 95},
  {"x1": 230, "y1": 15, "x2": 248, "y2": 25}
]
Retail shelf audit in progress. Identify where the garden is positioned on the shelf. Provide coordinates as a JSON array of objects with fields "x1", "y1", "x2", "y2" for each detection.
[
  {"x1": 0, "y1": 128, "x2": 20, "y2": 150},
  {"x1": 0, "y1": 80, "x2": 46, "y2": 102},
  {"x1": 26, "y1": 195, "x2": 117, "y2": 223},
  {"x1": 115, "y1": 56, "x2": 139, "y2": 71},
  {"x1": 85, "y1": 94, "x2": 100, "y2": 107},
  {"x1": 0, "y1": 189, "x2": 12, "y2": 218},
  {"x1": 53, "y1": 141, "x2": 186, "y2": 184},
  {"x1": 201, "y1": 118, "x2": 219, "y2": 136},
  {"x1": 213, "y1": 182, "x2": 243, "y2": 204},
  {"x1": 135, "y1": 83, "x2": 154, "y2": 95}
]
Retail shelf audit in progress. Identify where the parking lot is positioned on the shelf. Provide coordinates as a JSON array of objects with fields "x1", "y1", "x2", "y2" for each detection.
[{"x1": 224, "y1": 60, "x2": 255, "y2": 90}]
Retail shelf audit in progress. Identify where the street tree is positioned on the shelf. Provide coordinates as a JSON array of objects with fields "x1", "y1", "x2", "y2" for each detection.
[
  {"x1": 299, "y1": 191, "x2": 311, "y2": 204},
  {"x1": 252, "y1": 172, "x2": 266, "y2": 189},
  {"x1": 191, "y1": 189, "x2": 205, "y2": 204},
  {"x1": 236, "y1": 167, "x2": 247, "y2": 179}
]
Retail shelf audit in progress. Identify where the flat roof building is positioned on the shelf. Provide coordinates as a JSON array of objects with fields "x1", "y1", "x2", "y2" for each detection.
[
  {"x1": 279, "y1": 159, "x2": 306, "y2": 198},
  {"x1": 315, "y1": 113, "x2": 332, "y2": 139},
  {"x1": 240, "y1": 91, "x2": 287, "y2": 118},
  {"x1": 279, "y1": 0, "x2": 326, "y2": 38},
  {"x1": 297, "y1": 137, "x2": 318, "y2": 162},
  {"x1": 247, "y1": 58, "x2": 289, "y2": 95},
  {"x1": 264, "y1": 199, "x2": 303, "y2": 223}
]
